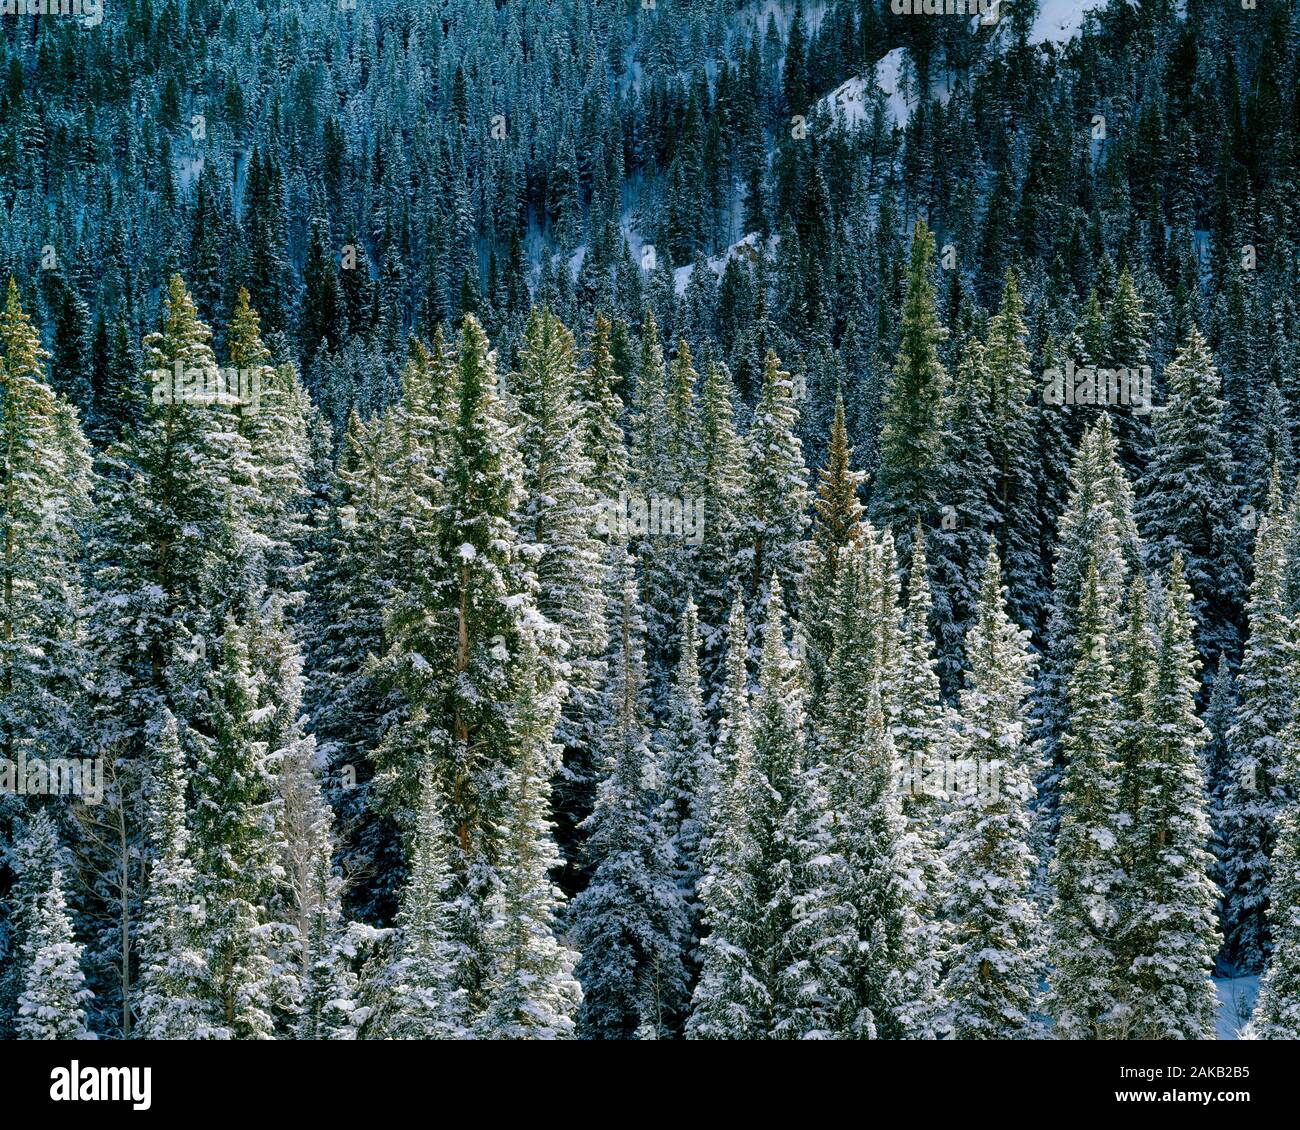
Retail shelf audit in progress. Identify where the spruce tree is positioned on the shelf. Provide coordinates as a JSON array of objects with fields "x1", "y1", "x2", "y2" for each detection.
[
  {"x1": 1120, "y1": 556, "x2": 1220, "y2": 1039},
  {"x1": 135, "y1": 711, "x2": 214, "y2": 1039},
  {"x1": 477, "y1": 628, "x2": 581, "y2": 1039},
  {"x1": 1244, "y1": 708, "x2": 1300, "y2": 1038},
  {"x1": 16, "y1": 868, "x2": 95, "y2": 1040},
  {"x1": 1222, "y1": 469, "x2": 1299, "y2": 972},
  {"x1": 572, "y1": 568, "x2": 687, "y2": 1039},
  {"x1": 942, "y1": 547, "x2": 1042, "y2": 1039},
  {"x1": 815, "y1": 540, "x2": 919, "y2": 1038},
  {"x1": 740, "y1": 352, "x2": 811, "y2": 624},
  {"x1": 983, "y1": 269, "x2": 1042, "y2": 632},
  {"x1": 800, "y1": 395, "x2": 865, "y2": 720},
  {"x1": 1136, "y1": 326, "x2": 1244, "y2": 666},
  {"x1": 376, "y1": 776, "x2": 464, "y2": 1039},
  {"x1": 1046, "y1": 563, "x2": 1123, "y2": 1039},
  {"x1": 655, "y1": 596, "x2": 714, "y2": 995},
  {"x1": 872, "y1": 219, "x2": 949, "y2": 553},
  {"x1": 687, "y1": 598, "x2": 760, "y2": 1039},
  {"x1": 0, "y1": 277, "x2": 92, "y2": 769}
]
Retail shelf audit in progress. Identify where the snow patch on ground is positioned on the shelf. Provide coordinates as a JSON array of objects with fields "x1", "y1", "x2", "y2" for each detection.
[
  {"x1": 1214, "y1": 975, "x2": 1260, "y2": 1039},
  {"x1": 673, "y1": 232, "x2": 771, "y2": 296},
  {"x1": 1027, "y1": 0, "x2": 1106, "y2": 45},
  {"x1": 821, "y1": 75, "x2": 872, "y2": 129},
  {"x1": 874, "y1": 47, "x2": 913, "y2": 128}
]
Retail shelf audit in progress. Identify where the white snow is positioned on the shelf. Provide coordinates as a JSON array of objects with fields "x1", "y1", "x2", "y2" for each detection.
[
  {"x1": 874, "y1": 47, "x2": 913, "y2": 128},
  {"x1": 672, "y1": 232, "x2": 771, "y2": 296},
  {"x1": 821, "y1": 75, "x2": 872, "y2": 129},
  {"x1": 1214, "y1": 975, "x2": 1260, "y2": 1039},
  {"x1": 1026, "y1": 0, "x2": 1107, "y2": 45},
  {"x1": 813, "y1": 47, "x2": 913, "y2": 135}
]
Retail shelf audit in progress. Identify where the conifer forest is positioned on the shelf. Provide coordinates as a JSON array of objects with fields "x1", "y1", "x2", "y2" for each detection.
[{"x1": 3, "y1": 0, "x2": 1300, "y2": 1044}]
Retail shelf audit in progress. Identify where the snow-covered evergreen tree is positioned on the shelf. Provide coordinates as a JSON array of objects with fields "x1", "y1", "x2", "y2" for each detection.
[
  {"x1": 1244, "y1": 700, "x2": 1300, "y2": 1039},
  {"x1": 942, "y1": 547, "x2": 1042, "y2": 1039},
  {"x1": 739, "y1": 352, "x2": 811, "y2": 625},
  {"x1": 135, "y1": 711, "x2": 214, "y2": 1039},
  {"x1": 373, "y1": 776, "x2": 464, "y2": 1040},
  {"x1": 800, "y1": 395, "x2": 865, "y2": 722},
  {"x1": 1222, "y1": 468, "x2": 1299, "y2": 972},
  {"x1": 572, "y1": 567, "x2": 687, "y2": 1038},
  {"x1": 16, "y1": 868, "x2": 95, "y2": 1040},
  {"x1": 655, "y1": 596, "x2": 714, "y2": 994},
  {"x1": 1136, "y1": 326, "x2": 1244, "y2": 666},
  {"x1": 477, "y1": 628, "x2": 581, "y2": 1039},
  {"x1": 814, "y1": 540, "x2": 920, "y2": 1038},
  {"x1": 872, "y1": 219, "x2": 949, "y2": 555},
  {"x1": 687, "y1": 598, "x2": 760, "y2": 1039},
  {"x1": 1046, "y1": 563, "x2": 1123, "y2": 1039},
  {"x1": 1119, "y1": 556, "x2": 1219, "y2": 1039}
]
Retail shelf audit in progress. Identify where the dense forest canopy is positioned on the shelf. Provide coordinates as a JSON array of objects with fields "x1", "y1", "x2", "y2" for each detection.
[{"x1": 2, "y1": 0, "x2": 1300, "y2": 1040}]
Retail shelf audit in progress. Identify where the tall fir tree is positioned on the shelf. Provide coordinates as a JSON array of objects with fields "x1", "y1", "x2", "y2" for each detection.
[
  {"x1": 1136, "y1": 326, "x2": 1244, "y2": 667},
  {"x1": 15, "y1": 868, "x2": 94, "y2": 1040},
  {"x1": 1119, "y1": 556, "x2": 1220, "y2": 1039},
  {"x1": 872, "y1": 219, "x2": 949, "y2": 557},
  {"x1": 135, "y1": 710, "x2": 214, "y2": 1039},
  {"x1": 687, "y1": 598, "x2": 760, "y2": 1039},
  {"x1": 941, "y1": 547, "x2": 1042, "y2": 1039},
  {"x1": 1222, "y1": 468, "x2": 1299, "y2": 972},
  {"x1": 572, "y1": 567, "x2": 687, "y2": 1038},
  {"x1": 1046, "y1": 563, "x2": 1123, "y2": 1039}
]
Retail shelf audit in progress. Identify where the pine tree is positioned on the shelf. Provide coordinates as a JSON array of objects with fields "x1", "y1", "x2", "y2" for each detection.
[
  {"x1": 743, "y1": 579, "x2": 810, "y2": 1035},
  {"x1": 135, "y1": 710, "x2": 214, "y2": 1039},
  {"x1": 1136, "y1": 326, "x2": 1244, "y2": 666},
  {"x1": 227, "y1": 288, "x2": 313, "y2": 598},
  {"x1": 376, "y1": 776, "x2": 464, "y2": 1039},
  {"x1": 740, "y1": 352, "x2": 811, "y2": 623},
  {"x1": 190, "y1": 618, "x2": 285, "y2": 1040},
  {"x1": 687, "y1": 598, "x2": 761, "y2": 1039},
  {"x1": 815, "y1": 540, "x2": 919, "y2": 1038},
  {"x1": 942, "y1": 547, "x2": 1042, "y2": 1039},
  {"x1": 263, "y1": 604, "x2": 356, "y2": 1040},
  {"x1": 85, "y1": 274, "x2": 260, "y2": 1036},
  {"x1": 572, "y1": 568, "x2": 687, "y2": 1039},
  {"x1": 1037, "y1": 419, "x2": 1140, "y2": 884},
  {"x1": 984, "y1": 269, "x2": 1043, "y2": 633},
  {"x1": 872, "y1": 219, "x2": 949, "y2": 552},
  {"x1": 16, "y1": 868, "x2": 95, "y2": 1040},
  {"x1": 1120, "y1": 556, "x2": 1219, "y2": 1039},
  {"x1": 1244, "y1": 707, "x2": 1300, "y2": 1038},
  {"x1": 0, "y1": 809, "x2": 60, "y2": 1036},
  {"x1": 693, "y1": 359, "x2": 750, "y2": 700},
  {"x1": 891, "y1": 526, "x2": 950, "y2": 1036},
  {"x1": 1104, "y1": 269, "x2": 1154, "y2": 473},
  {"x1": 932, "y1": 335, "x2": 1000, "y2": 689},
  {"x1": 0, "y1": 277, "x2": 92, "y2": 768},
  {"x1": 1222, "y1": 469, "x2": 1299, "y2": 972},
  {"x1": 800, "y1": 395, "x2": 865, "y2": 719},
  {"x1": 1046, "y1": 563, "x2": 1123, "y2": 1039},
  {"x1": 655, "y1": 596, "x2": 714, "y2": 996},
  {"x1": 477, "y1": 628, "x2": 581, "y2": 1039},
  {"x1": 371, "y1": 316, "x2": 548, "y2": 1016},
  {"x1": 512, "y1": 309, "x2": 606, "y2": 892}
]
